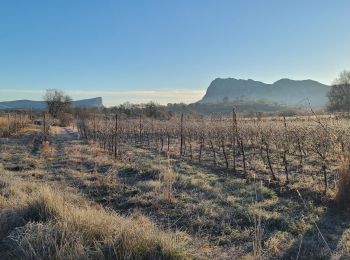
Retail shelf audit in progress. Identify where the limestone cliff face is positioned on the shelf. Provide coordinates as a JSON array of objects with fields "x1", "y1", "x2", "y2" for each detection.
[
  {"x1": 200, "y1": 78, "x2": 330, "y2": 107},
  {"x1": 72, "y1": 97, "x2": 103, "y2": 108}
]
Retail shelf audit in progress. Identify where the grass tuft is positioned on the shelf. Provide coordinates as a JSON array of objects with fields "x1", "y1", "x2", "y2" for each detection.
[{"x1": 0, "y1": 176, "x2": 193, "y2": 259}]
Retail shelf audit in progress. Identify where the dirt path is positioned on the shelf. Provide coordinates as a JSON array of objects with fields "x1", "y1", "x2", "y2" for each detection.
[
  {"x1": 50, "y1": 126, "x2": 78, "y2": 141},
  {"x1": 44, "y1": 126, "x2": 80, "y2": 175}
]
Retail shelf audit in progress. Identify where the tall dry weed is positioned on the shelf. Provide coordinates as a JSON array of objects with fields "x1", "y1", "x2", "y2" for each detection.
[
  {"x1": 335, "y1": 158, "x2": 350, "y2": 209},
  {"x1": 160, "y1": 159, "x2": 175, "y2": 202}
]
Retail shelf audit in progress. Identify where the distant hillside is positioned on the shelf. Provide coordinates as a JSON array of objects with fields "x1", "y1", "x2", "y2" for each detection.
[
  {"x1": 168, "y1": 99, "x2": 291, "y2": 115},
  {"x1": 72, "y1": 97, "x2": 104, "y2": 108},
  {"x1": 0, "y1": 97, "x2": 103, "y2": 110},
  {"x1": 199, "y1": 78, "x2": 330, "y2": 107}
]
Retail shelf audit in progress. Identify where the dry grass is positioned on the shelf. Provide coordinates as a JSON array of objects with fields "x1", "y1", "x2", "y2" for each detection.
[
  {"x1": 159, "y1": 159, "x2": 176, "y2": 202},
  {"x1": 3, "y1": 123, "x2": 350, "y2": 259},
  {"x1": 17, "y1": 125, "x2": 41, "y2": 134},
  {"x1": 41, "y1": 141, "x2": 51, "y2": 157},
  {"x1": 0, "y1": 115, "x2": 32, "y2": 137},
  {"x1": 0, "y1": 116, "x2": 9, "y2": 127},
  {"x1": 335, "y1": 158, "x2": 350, "y2": 209},
  {"x1": 0, "y1": 176, "x2": 194, "y2": 260}
]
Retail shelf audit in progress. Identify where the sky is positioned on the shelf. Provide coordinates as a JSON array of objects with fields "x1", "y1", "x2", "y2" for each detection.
[{"x1": 0, "y1": 0, "x2": 349, "y2": 106}]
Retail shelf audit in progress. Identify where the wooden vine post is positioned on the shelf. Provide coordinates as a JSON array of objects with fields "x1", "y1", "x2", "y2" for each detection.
[
  {"x1": 282, "y1": 116, "x2": 289, "y2": 184},
  {"x1": 114, "y1": 113, "x2": 118, "y2": 159},
  {"x1": 93, "y1": 112, "x2": 96, "y2": 143},
  {"x1": 139, "y1": 114, "x2": 142, "y2": 144},
  {"x1": 43, "y1": 112, "x2": 47, "y2": 141},
  {"x1": 180, "y1": 113, "x2": 184, "y2": 157},
  {"x1": 232, "y1": 107, "x2": 237, "y2": 172},
  {"x1": 14, "y1": 113, "x2": 17, "y2": 133},
  {"x1": 7, "y1": 113, "x2": 10, "y2": 136}
]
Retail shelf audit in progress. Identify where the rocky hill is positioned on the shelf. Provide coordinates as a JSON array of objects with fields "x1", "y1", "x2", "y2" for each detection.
[{"x1": 199, "y1": 78, "x2": 330, "y2": 107}]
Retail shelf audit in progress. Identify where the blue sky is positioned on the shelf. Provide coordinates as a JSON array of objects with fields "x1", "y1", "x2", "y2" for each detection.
[{"x1": 0, "y1": 1, "x2": 349, "y2": 106}]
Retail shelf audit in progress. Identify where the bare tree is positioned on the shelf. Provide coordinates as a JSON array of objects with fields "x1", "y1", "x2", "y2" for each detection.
[
  {"x1": 43, "y1": 89, "x2": 72, "y2": 118},
  {"x1": 328, "y1": 70, "x2": 350, "y2": 115}
]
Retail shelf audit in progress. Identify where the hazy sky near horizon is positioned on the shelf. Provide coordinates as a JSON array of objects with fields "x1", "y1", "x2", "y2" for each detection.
[{"x1": 0, "y1": 1, "x2": 349, "y2": 106}]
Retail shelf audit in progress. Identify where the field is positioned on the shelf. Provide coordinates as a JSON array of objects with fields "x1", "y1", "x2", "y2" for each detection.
[{"x1": 1, "y1": 113, "x2": 350, "y2": 259}]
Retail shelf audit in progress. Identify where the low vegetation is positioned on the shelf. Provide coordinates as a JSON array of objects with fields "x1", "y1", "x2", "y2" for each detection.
[
  {"x1": 1, "y1": 113, "x2": 350, "y2": 259},
  {"x1": 0, "y1": 174, "x2": 193, "y2": 259},
  {"x1": 0, "y1": 113, "x2": 31, "y2": 137}
]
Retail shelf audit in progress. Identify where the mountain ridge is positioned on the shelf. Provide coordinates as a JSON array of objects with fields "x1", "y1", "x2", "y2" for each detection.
[
  {"x1": 199, "y1": 78, "x2": 330, "y2": 107},
  {"x1": 0, "y1": 97, "x2": 104, "y2": 110}
]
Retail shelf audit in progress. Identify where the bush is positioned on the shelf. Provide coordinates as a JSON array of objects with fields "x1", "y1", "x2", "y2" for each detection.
[{"x1": 58, "y1": 113, "x2": 74, "y2": 127}]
